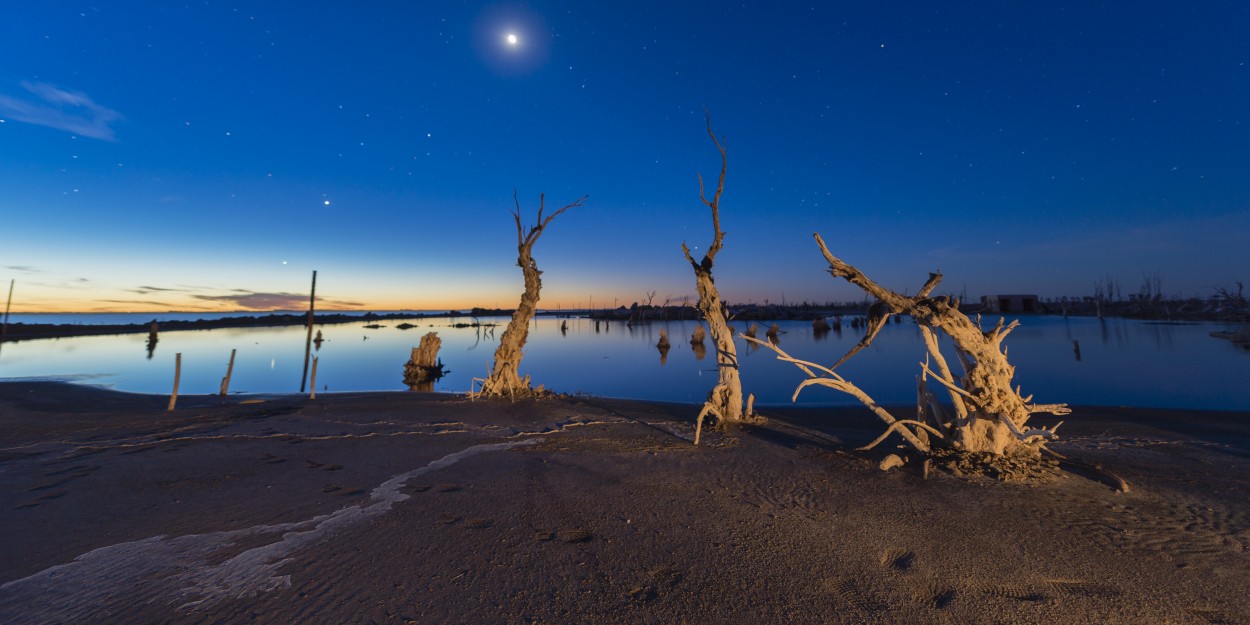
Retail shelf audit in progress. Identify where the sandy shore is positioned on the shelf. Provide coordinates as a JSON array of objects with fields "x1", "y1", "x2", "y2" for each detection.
[{"x1": 1, "y1": 382, "x2": 1248, "y2": 624}]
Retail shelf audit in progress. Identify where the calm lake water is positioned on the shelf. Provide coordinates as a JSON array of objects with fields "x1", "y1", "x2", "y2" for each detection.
[{"x1": 1, "y1": 315, "x2": 1247, "y2": 410}]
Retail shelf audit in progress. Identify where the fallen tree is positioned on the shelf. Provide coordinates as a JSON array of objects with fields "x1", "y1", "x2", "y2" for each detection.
[{"x1": 748, "y1": 232, "x2": 1070, "y2": 459}]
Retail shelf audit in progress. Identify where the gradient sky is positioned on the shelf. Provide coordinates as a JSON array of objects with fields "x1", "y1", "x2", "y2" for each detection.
[{"x1": 2, "y1": 2, "x2": 1248, "y2": 313}]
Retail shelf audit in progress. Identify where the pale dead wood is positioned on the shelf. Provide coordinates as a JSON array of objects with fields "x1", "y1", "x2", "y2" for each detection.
[
  {"x1": 742, "y1": 335, "x2": 933, "y2": 452},
  {"x1": 755, "y1": 233, "x2": 1072, "y2": 458},
  {"x1": 478, "y1": 192, "x2": 586, "y2": 398},
  {"x1": 683, "y1": 114, "x2": 747, "y2": 431},
  {"x1": 690, "y1": 324, "x2": 706, "y2": 344},
  {"x1": 403, "y1": 332, "x2": 445, "y2": 388}
]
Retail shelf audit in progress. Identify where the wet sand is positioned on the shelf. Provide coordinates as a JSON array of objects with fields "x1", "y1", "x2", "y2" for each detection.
[{"x1": 1, "y1": 382, "x2": 1248, "y2": 624}]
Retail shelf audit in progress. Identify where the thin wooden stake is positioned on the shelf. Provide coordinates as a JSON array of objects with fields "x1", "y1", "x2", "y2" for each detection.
[
  {"x1": 220, "y1": 348, "x2": 236, "y2": 395},
  {"x1": 168, "y1": 353, "x2": 182, "y2": 411},
  {"x1": 0, "y1": 279, "x2": 13, "y2": 359},
  {"x1": 300, "y1": 270, "x2": 318, "y2": 392},
  {"x1": 309, "y1": 356, "x2": 319, "y2": 399}
]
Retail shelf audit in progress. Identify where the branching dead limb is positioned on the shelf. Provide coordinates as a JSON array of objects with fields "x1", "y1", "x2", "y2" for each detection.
[
  {"x1": 749, "y1": 233, "x2": 1071, "y2": 458},
  {"x1": 478, "y1": 193, "x2": 586, "y2": 398},
  {"x1": 684, "y1": 114, "x2": 748, "y2": 433}
]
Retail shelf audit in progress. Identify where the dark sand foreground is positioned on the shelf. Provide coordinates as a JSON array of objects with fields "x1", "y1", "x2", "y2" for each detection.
[{"x1": 1, "y1": 382, "x2": 1248, "y2": 624}]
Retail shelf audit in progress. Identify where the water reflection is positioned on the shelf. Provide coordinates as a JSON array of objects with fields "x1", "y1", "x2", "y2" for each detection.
[
  {"x1": 655, "y1": 329, "x2": 671, "y2": 365},
  {"x1": 692, "y1": 341, "x2": 707, "y2": 361},
  {"x1": 0, "y1": 315, "x2": 1247, "y2": 410}
]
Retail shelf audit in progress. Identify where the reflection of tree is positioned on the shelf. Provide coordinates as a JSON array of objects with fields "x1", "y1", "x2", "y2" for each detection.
[
  {"x1": 692, "y1": 341, "x2": 707, "y2": 361},
  {"x1": 144, "y1": 320, "x2": 159, "y2": 359}
]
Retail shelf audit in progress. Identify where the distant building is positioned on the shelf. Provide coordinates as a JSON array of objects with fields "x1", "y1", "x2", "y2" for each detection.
[{"x1": 981, "y1": 294, "x2": 1039, "y2": 313}]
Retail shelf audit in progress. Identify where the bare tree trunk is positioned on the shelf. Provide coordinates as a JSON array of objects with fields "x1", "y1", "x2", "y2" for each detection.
[
  {"x1": 477, "y1": 192, "x2": 586, "y2": 398},
  {"x1": 683, "y1": 114, "x2": 747, "y2": 427},
  {"x1": 404, "y1": 332, "x2": 445, "y2": 389}
]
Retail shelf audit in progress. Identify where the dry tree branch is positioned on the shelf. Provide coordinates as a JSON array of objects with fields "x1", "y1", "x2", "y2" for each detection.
[
  {"x1": 829, "y1": 302, "x2": 891, "y2": 370},
  {"x1": 858, "y1": 420, "x2": 947, "y2": 452},
  {"x1": 742, "y1": 335, "x2": 932, "y2": 452},
  {"x1": 918, "y1": 325, "x2": 969, "y2": 421},
  {"x1": 698, "y1": 110, "x2": 728, "y2": 265}
]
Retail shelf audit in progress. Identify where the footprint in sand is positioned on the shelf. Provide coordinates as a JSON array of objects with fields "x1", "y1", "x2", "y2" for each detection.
[
  {"x1": 464, "y1": 518, "x2": 494, "y2": 529},
  {"x1": 560, "y1": 529, "x2": 594, "y2": 544},
  {"x1": 626, "y1": 567, "x2": 682, "y2": 603},
  {"x1": 880, "y1": 549, "x2": 915, "y2": 572},
  {"x1": 821, "y1": 577, "x2": 887, "y2": 615}
]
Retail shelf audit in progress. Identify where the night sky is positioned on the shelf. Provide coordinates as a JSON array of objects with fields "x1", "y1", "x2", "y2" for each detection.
[{"x1": 3, "y1": 2, "x2": 1247, "y2": 313}]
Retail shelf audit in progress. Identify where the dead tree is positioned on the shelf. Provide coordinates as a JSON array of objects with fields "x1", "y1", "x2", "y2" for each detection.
[
  {"x1": 748, "y1": 232, "x2": 1069, "y2": 459},
  {"x1": 656, "y1": 328, "x2": 672, "y2": 350},
  {"x1": 404, "y1": 332, "x2": 446, "y2": 390},
  {"x1": 683, "y1": 115, "x2": 751, "y2": 439},
  {"x1": 475, "y1": 192, "x2": 586, "y2": 398}
]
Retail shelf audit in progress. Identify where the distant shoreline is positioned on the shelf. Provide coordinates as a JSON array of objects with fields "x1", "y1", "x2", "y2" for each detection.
[{"x1": 2, "y1": 299, "x2": 1245, "y2": 343}]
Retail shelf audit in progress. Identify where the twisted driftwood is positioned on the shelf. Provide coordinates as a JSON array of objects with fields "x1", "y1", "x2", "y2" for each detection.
[{"x1": 748, "y1": 233, "x2": 1069, "y2": 458}]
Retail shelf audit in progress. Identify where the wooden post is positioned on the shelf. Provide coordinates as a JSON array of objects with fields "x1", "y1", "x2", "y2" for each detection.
[
  {"x1": 300, "y1": 270, "x2": 318, "y2": 392},
  {"x1": 309, "y1": 356, "x2": 319, "y2": 399},
  {"x1": 168, "y1": 353, "x2": 182, "y2": 411},
  {"x1": 0, "y1": 279, "x2": 13, "y2": 359},
  {"x1": 220, "y1": 348, "x2": 236, "y2": 395}
]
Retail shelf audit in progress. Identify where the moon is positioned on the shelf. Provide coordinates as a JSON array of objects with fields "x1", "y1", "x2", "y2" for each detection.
[{"x1": 505, "y1": 32, "x2": 519, "y2": 47}]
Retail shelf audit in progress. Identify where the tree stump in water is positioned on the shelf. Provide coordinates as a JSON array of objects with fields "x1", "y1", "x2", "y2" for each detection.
[
  {"x1": 403, "y1": 332, "x2": 446, "y2": 389},
  {"x1": 656, "y1": 329, "x2": 671, "y2": 350}
]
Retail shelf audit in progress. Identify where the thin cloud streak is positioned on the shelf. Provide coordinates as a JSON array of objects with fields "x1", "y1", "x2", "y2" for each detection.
[
  {"x1": 0, "y1": 81, "x2": 122, "y2": 141},
  {"x1": 194, "y1": 292, "x2": 313, "y2": 310}
]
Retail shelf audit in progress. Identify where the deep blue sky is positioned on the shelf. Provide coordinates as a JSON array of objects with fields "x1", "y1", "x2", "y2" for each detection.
[{"x1": 3, "y1": 2, "x2": 1247, "y2": 312}]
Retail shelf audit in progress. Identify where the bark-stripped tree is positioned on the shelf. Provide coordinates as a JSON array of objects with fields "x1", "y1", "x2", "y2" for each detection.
[
  {"x1": 683, "y1": 116, "x2": 752, "y2": 441},
  {"x1": 747, "y1": 232, "x2": 1070, "y2": 458},
  {"x1": 475, "y1": 192, "x2": 586, "y2": 398}
]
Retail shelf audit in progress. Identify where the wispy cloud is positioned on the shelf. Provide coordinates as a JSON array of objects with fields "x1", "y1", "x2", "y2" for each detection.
[
  {"x1": 5, "y1": 265, "x2": 43, "y2": 273},
  {"x1": 0, "y1": 81, "x2": 122, "y2": 141},
  {"x1": 194, "y1": 292, "x2": 312, "y2": 310},
  {"x1": 98, "y1": 298, "x2": 180, "y2": 308},
  {"x1": 194, "y1": 290, "x2": 365, "y2": 310},
  {"x1": 127, "y1": 285, "x2": 191, "y2": 295}
]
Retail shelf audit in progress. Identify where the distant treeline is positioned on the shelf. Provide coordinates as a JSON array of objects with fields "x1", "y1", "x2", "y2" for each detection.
[
  {"x1": 4, "y1": 291, "x2": 1245, "y2": 344},
  {"x1": 1, "y1": 311, "x2": 459, "y2": 343}
]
